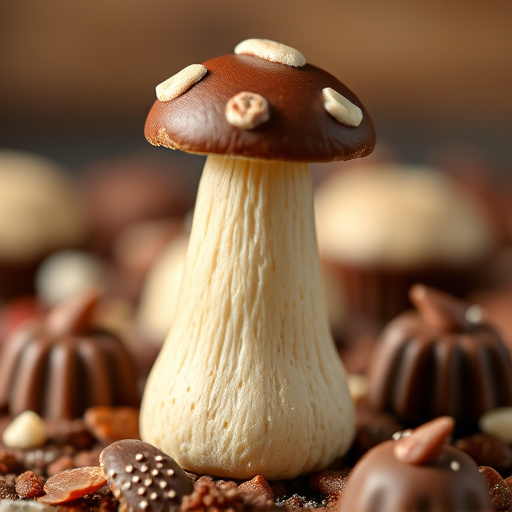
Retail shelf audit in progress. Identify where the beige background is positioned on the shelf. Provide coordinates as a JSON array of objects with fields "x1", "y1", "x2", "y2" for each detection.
[{"x1": 0, "y1": 0, "x2": 511, "y2": 168}]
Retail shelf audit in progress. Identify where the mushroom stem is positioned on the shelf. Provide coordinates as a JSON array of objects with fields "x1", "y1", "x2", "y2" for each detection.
[{"x1": 140, "y1": 154, "x2": 354, "y2": 480}]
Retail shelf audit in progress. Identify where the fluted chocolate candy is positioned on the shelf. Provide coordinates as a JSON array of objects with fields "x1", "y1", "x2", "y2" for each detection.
[
  {"x1": 0, "y1": 291, "x2": 140, "y2": 419},
  {"x1": 100, "y1": 439, "x2": 194, "y2": 512},
  {"x1": 367, "y1": 285, "x2": 512, "y2": 432}
]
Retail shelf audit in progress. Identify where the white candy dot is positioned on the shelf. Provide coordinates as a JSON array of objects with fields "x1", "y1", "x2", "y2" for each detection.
[
  {"x1": 322, "y1": 87, "x2": 363, "y2": 127},
  {"x1": 156, "y1": 64, "x2": 207, "y2": 102},
  {"x1": 234, "y1": 39, "x2": 306, "y2": 68}
]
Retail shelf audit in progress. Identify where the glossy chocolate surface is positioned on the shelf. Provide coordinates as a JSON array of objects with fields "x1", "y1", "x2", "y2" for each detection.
[
  {"x1": 367, "y1": 286, "x2": 512, "y2": 430},
  {"x1": 145, "y1": 54, "x2": 375, "y2": 162},
  {"x1": 0, "y1": 292, "x2": 140, "y2": 419},
  {"x1": 338, "y1": 440, "x2": 493, "y2": 512}
]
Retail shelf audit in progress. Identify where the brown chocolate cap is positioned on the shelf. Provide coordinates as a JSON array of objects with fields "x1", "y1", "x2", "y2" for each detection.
[{"x1": 145, "y1": 41, "x2": 375, "y2": 162}]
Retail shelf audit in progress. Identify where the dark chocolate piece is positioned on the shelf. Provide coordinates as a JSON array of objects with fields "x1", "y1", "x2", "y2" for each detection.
[
  {"x1": 145, "y1": 54, "x2": 375, "y2": 162},
  {"x1": 338, "y1": 437, "x2": 493, "y2": 512},
  {"x1": 100, "y1": 439, "x2": 194, "y2": 512},
  {"x1": 367, "y1": 285, "x2": 512, "y2": 431},
  {"x1": 0, "y1": 291, "x2": 140, "y2": 419}
]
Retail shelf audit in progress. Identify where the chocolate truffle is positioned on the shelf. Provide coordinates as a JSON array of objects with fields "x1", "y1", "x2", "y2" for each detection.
[
  {"x1": 338, "y1": 417, "x2": 493, "y2": 512},
  {"x1": 367, "y1": 285, "x2": 512, "y2": 432},
  {"x1": 0, "y1": 291, "x2": 139, "y2": 419}
]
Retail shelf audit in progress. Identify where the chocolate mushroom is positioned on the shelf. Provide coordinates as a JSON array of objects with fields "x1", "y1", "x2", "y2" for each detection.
[{"x1": 140, "y1": 39, "x2": 375, "y2": 480}]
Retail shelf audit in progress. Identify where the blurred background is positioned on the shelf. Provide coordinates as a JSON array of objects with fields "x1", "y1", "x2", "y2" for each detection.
[
  {"x1": 0, "y1": 0, "x2": 512, "y2": 357},
  {"x1": 0, "y1": 0, "x2": 512, "y2": 417},
  {"x1": 1, "y1": 0, "x2": 511, "y2": 170}
]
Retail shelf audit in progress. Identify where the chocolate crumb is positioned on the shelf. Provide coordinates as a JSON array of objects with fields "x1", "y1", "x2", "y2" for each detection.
[
  {"x1": 479, "y1": 466, "x2": 512, "y2": 512},
  {"x1": 0, "y1": 474, "x2": 17, "y2": 500},
  {"x1": 308, "y1": 469, "x2": 350, "y2": 497},
  {"x1": 182, "y1": 478, "x2": 277, "y2": 512},
  {"x1": 15, "y1": 470, "x2": 44, "y2": 498}
]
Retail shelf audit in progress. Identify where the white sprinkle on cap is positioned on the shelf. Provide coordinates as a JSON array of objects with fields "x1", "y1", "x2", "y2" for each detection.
[
  {"x1": 156, "y1": 64, "x2": 207, "y2": 102},
  {"x1": 322, "y1": 87, "x2": 363, "y2": 127},
  {"x1": 234, "y1": 38, "x2": 306, "y2": 68}
]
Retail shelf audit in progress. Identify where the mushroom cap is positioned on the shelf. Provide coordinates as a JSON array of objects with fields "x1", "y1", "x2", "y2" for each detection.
[{"x1": 145, "y1": 51, "x2": 375, "y2": 162}]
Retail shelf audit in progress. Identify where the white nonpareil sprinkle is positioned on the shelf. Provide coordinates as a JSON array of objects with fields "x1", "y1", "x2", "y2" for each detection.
[
  {"x1": 450, "y1": 460, "x2": 461, "y2": 471},
  {"x1": 392, "y1": 429, "x2": 413, "y2": 441},
  {"x1": 322, "y1": 87, "x2": 363, "y2": 127},
  {"x1": 234, "y1": 38, "x2": 306, "y2": 68},
  {"x1": 156, "y1": 64, "x2": 207, "y2": 102}
]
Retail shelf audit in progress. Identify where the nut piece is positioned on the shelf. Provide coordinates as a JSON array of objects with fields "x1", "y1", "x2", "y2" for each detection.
[
  {"x1": 322, "y1": 87, "x2": 363, "y2": 127},
  {"x1": 393, "y1": 416, "x2": 455, "y2": 465},
  {"x1": 234, "y1": 38, "x2": 306, "y2": 68},
  {"x1": 37, "y1": 467, "x2": 107, "y2": 505},
  {"x1": 84, "y1": 406, "x2": 140, "y2": 444},
  {"x1": 2, "y1": 411, "x2": 48, "y2": 450},
  {"x1": 479, "y1": 407, "x2": 512, "y2": 443},
  {"x1": 225, "y1": 91, "x2": 270, "y2": 130},
  {"x1": 156, "y1": 64, "x2": 207, "y2": 102}
]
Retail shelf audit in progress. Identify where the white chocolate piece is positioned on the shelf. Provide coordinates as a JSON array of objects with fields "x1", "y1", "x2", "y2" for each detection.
[
  {"x1": 141, "y1": 155, "x2": 354, "y2": 480},
  {"x1": 479, "y1": 407, "x2": 512, "y2": 443},
  {"x1": 36, "y1": 250, "x2": 105, "y2": 306},
  {"x1": 315, "y1": 164, "x2": 494, "y2": 268},
  {"x1": 2, "y1": 410, "x2": 48, "y2": 449},
  {"x1": 322, "y1": 87, "x2": 363, "y2": 127},
  {"x1": 234, "y1": 38, "x2": 306, "y2": 68},
  {"x1": 0, "y1": 150, "x2": 87, "y2": 262},
  {"x1": 137, "y1": 234, "x2": 189, "y2": 343},
  {"x1": 225, "y1": 91, "x2": 270, "y2": 130},
  {"x1": 156, "y1": 64, "x2": 207, "y2": 102}
]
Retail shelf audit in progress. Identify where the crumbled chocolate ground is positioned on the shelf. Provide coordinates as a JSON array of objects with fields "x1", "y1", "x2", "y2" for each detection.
[
  {"x1": 0, "y1": 406, "x2": 510, "y2": 511},
  {"x1": 0, "y1": 474, "x2": 17, "y2": 500}
]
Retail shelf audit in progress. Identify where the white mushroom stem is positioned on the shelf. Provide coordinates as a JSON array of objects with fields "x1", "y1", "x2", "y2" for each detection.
[{"x1": 140, "y1": 154, "x2": 355, "y2": 480}]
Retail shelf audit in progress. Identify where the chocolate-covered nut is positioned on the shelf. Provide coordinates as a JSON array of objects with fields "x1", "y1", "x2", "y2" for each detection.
[
  {"x1": 338, "y1": 435, "x2": 493, "y2": 512},
  {"x1": 100, "y1": 439, "x2": 194, "y2": 512},
  {"x1": 368, "y1": 285, "x2": 512, "y2": 431}
]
